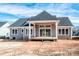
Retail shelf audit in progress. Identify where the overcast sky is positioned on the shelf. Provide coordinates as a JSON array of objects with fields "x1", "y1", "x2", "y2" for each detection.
[{"x1": 0, "y1": 3, "x2": 79, "y2": 26}]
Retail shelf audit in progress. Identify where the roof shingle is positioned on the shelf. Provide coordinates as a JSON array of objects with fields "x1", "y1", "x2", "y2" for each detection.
[
  {"x1": 58, "y1": 17, "x2": 73, "y2": 26},
  {"x1": 28, "y1": 11, "x2": 58, "y2": 21}
]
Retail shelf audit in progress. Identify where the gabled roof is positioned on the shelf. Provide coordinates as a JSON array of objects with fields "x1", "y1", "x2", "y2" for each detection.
[
  {"x1": 0, "y1": 22, "x2": 6, "y2": 27},
  {"x1": 9, "y1": 18, "x2": 27, "y2": 27},
  {"x1": 58, "y1": 17, "x2": 73, "y2": 26},
  {"x1": 28, "y1": 11, "x2": 58, "y2": 21},
  {"x1": 9, "y1": 11, "x2": 73, "y2": 27}
]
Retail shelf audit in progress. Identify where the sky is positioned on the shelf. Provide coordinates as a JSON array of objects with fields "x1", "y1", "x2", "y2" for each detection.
[{"x1": 0, "y1": 3, "x2": 79, "y2": 26}]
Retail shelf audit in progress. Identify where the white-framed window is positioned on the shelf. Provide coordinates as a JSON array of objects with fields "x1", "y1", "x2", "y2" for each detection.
[
  {"x1": 12, "y1": 29, "x2": 17, "y2": 35},
  {"x1": 58, "y1": 28, "x2": 69, "y2": 35},
  {"x1": 22, "y1": 29, "x2": 23, "y2": 32},
  {"x1": 26, "y1": 29, "x2": 28, "y2": 34},
  {"x1": 66, "y1": 29, "x2": 68, "y2": 35},
  {"x1": 31, "y1": 29, "x2": 33, "y2": 34}
]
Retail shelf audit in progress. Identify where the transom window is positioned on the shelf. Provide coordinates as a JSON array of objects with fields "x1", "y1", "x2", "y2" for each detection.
[{"x1": 39, "y1": 24, "x2": 51, "y2": 27}]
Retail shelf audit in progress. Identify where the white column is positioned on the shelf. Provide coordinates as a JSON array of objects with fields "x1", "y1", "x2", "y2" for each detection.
[
  {"x1": 29, "y1": 22, "x2": 31, "y2": 39},
  {"x1": 51, "y1": 24, "x2": 52, "y2": 37},
  {"x1": 56, "y1": 22, "x2": 58, "y2": 39},
  {"x1": 34, "y1": 23, "x2": 36, "y2": 37},
  {"x1": 23, "y1": 28, "x2": 26, "y2": 40},
  {"x1": 71, "y1": 27, "x2": 72, "y2": 39}
]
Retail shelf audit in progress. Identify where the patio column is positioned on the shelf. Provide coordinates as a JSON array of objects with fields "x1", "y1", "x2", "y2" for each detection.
[
  {"x1": 71, "y1": 27, "x2": 72, "y2": 39},
  {"x1": 34, "y1": 23, "x2": 36, "y2": 37},
  {"x1": 23, "y1": 28, "x2": 25, "y2": 40},
  {"x1": 29, "y1": 22, "x2": 31, "y2": 39},
  {"x1": 56, "y1": 22, "x2": 58, "y2": 39}
]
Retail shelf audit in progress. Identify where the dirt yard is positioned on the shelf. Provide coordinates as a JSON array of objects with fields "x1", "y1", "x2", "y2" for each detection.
[{"x1": 0, "y1": 39, "x2": 79, "y2": 56}]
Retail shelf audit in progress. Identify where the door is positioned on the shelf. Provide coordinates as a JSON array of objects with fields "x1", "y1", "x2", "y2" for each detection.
[
  {"x1": 40, "y1": 29, "x2": 45, "y2": 37},
  {"x1": 40, "y1": 29, "x2": 51, "y2": 37}
]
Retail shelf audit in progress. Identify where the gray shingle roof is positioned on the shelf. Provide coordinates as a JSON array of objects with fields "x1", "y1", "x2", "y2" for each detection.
[
  {"x1": 28, "y1": 11, "x2": 58, "y2": 21},
  {"x1": 58, "y1": 17, "x2": 73, "y2": 26},
  {"x1": 0, "y1": 22, "x2": 6, "y2": 27},
  {"x1": 9, "y1": 18, "x2": 27, "y2": 27},
  {"x1": 9, "y1": 11, "x2": 73, "y2": 27}
]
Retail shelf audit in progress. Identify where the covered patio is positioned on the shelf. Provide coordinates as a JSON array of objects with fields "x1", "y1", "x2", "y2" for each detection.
[{"x1": 26, "y1": 20, "x2": 59, "y2": 40}]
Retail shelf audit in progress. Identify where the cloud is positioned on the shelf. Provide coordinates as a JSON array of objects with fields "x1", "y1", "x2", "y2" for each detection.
[{"x1": 0, "y1": 3, "x2": 79, "y2": 26}]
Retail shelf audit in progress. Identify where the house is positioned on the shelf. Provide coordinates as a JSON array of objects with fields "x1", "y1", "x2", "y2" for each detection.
[
  {"x1": 0, "y1": 22, "x2": 10, "y2": 38},
  {"x1": 72, "y1": 27, "x2": 79, "y2": 36},
  {"x1": 9, "y1": 11, "x2": 73, "y2": 41}
]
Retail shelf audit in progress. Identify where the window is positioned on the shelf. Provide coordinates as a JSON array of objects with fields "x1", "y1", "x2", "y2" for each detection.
[
  {"x1": 15, "y1": 29, "x2": 17, "y2": 34},
  {"x1": 12, "y1": 37, "x2": 16, "y2": 40},
  {"x1": 12, "y1": 29, "x2": 14, "y2": 34},
  {"x1": 22, "y1": 29, "x2": 23, "y2": 32},
  {"x1": 46, "y1": 25, "x2": 50, "y2": 27},
  {"x1": 58, "y1": 28, "x2": 69, "y2": 35},
  {"x1": 62, "y1": 29, "x2": 64, "y2": 34},
  {"x1": 40, "y1": 25, "x2": 44, "y2": 27},
  {"x1": 12, "y1": 29, "x2": 17, "y2": 34},
  {"x1": 26, "y1": 29, "x2": 27, "y2": 34},
  {"x1": 59, "y1": 29, "x2": 61, "y2": 34},
  {"x1": 46, "y1": 29, "x2": 51, "y2": 36},
  {"x1": 66, "y1": 29, "x2": 68, "y2": 34}
]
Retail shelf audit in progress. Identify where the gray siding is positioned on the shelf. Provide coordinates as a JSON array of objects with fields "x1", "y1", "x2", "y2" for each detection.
[
  {"x1": 10, "y1": 28, "x2": 23, "y2": 40},
  {"x1": 58, "y1": 27, "x2": 72, "y2": 39}
]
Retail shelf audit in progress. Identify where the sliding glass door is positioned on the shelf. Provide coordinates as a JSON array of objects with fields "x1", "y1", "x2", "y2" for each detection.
[{"x1": 40, "y1": 29, "x2": 51, "y2": 37}]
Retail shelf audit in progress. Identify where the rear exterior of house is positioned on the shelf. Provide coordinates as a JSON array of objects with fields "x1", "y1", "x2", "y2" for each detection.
[{"x1": 9, "y1": 11, "x2": 73, "y2": 40}]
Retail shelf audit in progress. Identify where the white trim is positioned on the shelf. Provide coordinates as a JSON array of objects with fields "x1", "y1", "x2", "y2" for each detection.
[
  {"x1": 9, "y1": 26, "x2": 34, "y2": 28},
  {"x1": 58, "y1": 26, "x2": 72, "y2": 27},
  {"x1": 56, "y1": 22, "x2": 58, "y2": 39},
  {"x1": 34, "y1": 23, "x2": 36, "y2": 37},
  {"x1": 32, "y1": 37, "x2": 57, "y2": 39},
  {"x1": 29, "y1": 22, "x2": 31, "y2": 39},
  {"x1": 71, "y1": 27, "x2": 72, "y2": 39},
  {"x1": 27, "y1": 20, "x2": 59, "y2": 23}
]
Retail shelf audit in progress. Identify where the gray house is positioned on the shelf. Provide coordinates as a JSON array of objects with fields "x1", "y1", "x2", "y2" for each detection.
[{"x1": 9, "y1": 11, "x2": 73, "y2": 41}]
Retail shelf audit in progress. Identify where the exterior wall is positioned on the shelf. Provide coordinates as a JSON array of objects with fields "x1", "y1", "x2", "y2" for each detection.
[
  {"x1": 0, "y1": 23, "x2": 10, "y2": 37},
  {"x1": 10, "y1": 22, "x2": 57, "y2": 40},
  {"x1": 58, "y1": 27, "x2": 72, "y2": 39},
  {"x1": 10, "y1": 28, "x2": 23, "y2": 40}
]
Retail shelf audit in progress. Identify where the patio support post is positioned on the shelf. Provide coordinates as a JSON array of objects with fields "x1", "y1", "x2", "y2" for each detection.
[
  {"x1": 56, "y1": 22, "x2": 58, "y2": 40},
  {"x1": 29, "y1": 22, "x2": 31, "y2": 39},
  {"x1": 34, "y1": 23, "x2": 36, "y2": 37},
  {"x1": 71, "y1": 27, "x2": 72, "y2": 39}
]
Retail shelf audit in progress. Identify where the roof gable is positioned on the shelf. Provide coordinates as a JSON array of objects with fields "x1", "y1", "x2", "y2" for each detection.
[
  {"x1": 9, "y1": 18, "x2": 27, "y2": 27},
  {"x1": 28, "y1": 11, "x2": 58, "y2": 20}
]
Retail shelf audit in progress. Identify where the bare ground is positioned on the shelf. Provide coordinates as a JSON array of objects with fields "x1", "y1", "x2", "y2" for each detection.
[{"x1": 0, "y1": 39, "x2": 79, "y2": 56}]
